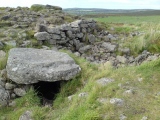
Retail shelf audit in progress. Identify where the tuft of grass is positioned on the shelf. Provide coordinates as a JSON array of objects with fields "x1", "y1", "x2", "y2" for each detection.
[
  {"x1": 30, "y1": 5, "x2": 45, "y2": 12},
  {"x1": 0, "y1": 45, "x2": 13, "y2": 70},
  {"x1": 15, "y1": 88, "x2": 40, "y2": 107},
  {"x1": 64, "y1": 16, "x2": 74, "y2": 23},
  {"x1": 0, "y1": 57, "x2": 7, "y2": 70},
  {"x1": 114, "y1": 26, "x2": 133, "y2": 34}
]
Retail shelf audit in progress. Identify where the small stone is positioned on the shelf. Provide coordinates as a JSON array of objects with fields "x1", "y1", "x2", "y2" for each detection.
[
  {"x1": 42, "y1": 46, "x2": 50, "y2": 50},
  {"x1": 14, "y1": 88, "x2": 26, "y2": 97},
  {"x1": 76, "y1": 33, "x2": 83, "y2": 38},
  {"x1": 119, "y1": 114, "x2": 127, "y2": 120},
  {"x1": 34, "y1": 32, "x2": 50, "y2": 41},
  {"x1": 156, "y1": 92, "x2": 160, "y2": 96},
  {"x1": 51, "y1": 34, "x2": 61, "y2": 40},
  {"x1": 117, "y1": 56, "x2": 127, "y2": 64},
  {"x1": 66, "y1": 31, "x2": 73, "y2": 38},
  {"x1": 0, "y1": 77, "x2": 6, "y2": 82},
  {"x1": 5, "y1": 83, "x2": 16, "y2": 90},
  {"x1": 110, "y1": 27, "x2": 114, "y2": 31},
  {"x1": 20, "y1": 41, "x2": 31, "y2": 47},
  {"x1": 88, "y1": 34, "x2": 96, "y2": 43},
  {"x1": 1, "y1": 69, "x2": 7, "y2": 78},
  {"x1": 101, "y1": 42, "x2": 117, "y2": 52},
  {"x1": 141, "y1": 116, "x2": 148, "y2": 120},
  {"x1": 11, "y1": 93, "x2": 16, "y2": 99},
  {"x1": 19, "y1": 110, "x2": 33, "y2": 120},
  {"x1": 4, "y1": 40, "x2": 16, "y2": 47},
  {"x1": 78, "y1": 92, "x2": 88, "y2": 97},
  {"x1": 0, "y1": 85, "x2": 10, "y2": 107},
  {"x1": 118, "y1": 83, "x2": 122, "y2": 88},
  {"x1": 97, "y1": 98, "x2": 108, "y2": 104},
  {"x1": 8, "y1": 101, "x2": 16, "y2": 107},
  {"x1": 96, "y1": 78, "x2": 114, "y2": 86},
  {"x1": 47, "y1": 27, "x2": 61, "y2": 35},
  {"x1": 0, "y1": 50, "x2": 6, "y2": 58},
  {"x1": 123, "y1": 89, "x2": 134, "y2": 95},
  {"x1": 74, "y1": 52, "x2": 80, "y2": 57},
  {"x1": 51, "y1": 47, "x2": 58, "y2": 51},
  {"x1": 138, "y1": 78, "x2": 143, "y2": 82},
  {"x1": 79, "y1": 45, "x2": 92, "y2": 54},
  {"x1": 68, "y1": 95, "x2": 75, "y2": 101},
  {"x1": 0, "y1": 79, "x2": 5, "y2": 87},
  {"x1": 110, "y1": 98, "x2": 124, "y2": 106}
]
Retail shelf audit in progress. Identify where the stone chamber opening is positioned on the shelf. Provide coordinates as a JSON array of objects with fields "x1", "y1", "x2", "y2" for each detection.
[{"x1": 33, "y1": 81, "x2": 65, "y2": 106}]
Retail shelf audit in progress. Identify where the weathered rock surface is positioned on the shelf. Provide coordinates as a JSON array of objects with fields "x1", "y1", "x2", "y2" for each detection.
[
  {"x1": 6, "y1": 48, "x2": 81, "y2": 84},
  {"x1": 34, "y1": 32, "x2": 50, "y2": 41},
  {"x1": 101, "y1": 42, "x2": 117, "y2": 52},
  {"x1": 110, "y1": 98, "x2": 124, "y2": 106},
  {"x1": 0, "y1": 42, "x2": 4, "y2": 49},
  {"x1": 14, "y1": 88, "x2": 26, "y2": 97},
  {"x1": 96, "y1": 78, "x2": 114, "y2": 86},
  {"x1": 0, "y1": 50, "x2": 6, "y2": 58},
  {"x1": 0, "y1": 85, "x2": 10, "y2": 107},
  {"x1": 19, "y1": 110, "x2": 33, "y2": 120},
  {"x1": 5, "y1": 83, "x2": 16, "y2": 90}
]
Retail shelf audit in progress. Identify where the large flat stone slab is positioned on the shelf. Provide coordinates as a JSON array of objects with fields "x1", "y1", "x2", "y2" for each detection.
[{"x1": 6, "y1": 48, "x2": 81, "y2": 84}]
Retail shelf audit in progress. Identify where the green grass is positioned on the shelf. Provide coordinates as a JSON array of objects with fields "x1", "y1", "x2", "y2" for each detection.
[
  {"x1": 0, "y1": 57, "x2": 7, "y2": 70},
  {"x1": 94, "y1": 16, "x2": 160, "y2": 24},
  {"x1": 30, "y1": 5, "x2": 45, "y2": 12},
  {"x1": 0, "y1": 45, "x2": 14, "y2": 70}
]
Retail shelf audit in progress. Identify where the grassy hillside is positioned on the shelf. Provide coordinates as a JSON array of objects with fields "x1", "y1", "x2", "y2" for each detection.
[
  {"x1": 64, "y1": 8, "x2": 160, "y2": 17},
  {"x1": 0, "y1": 50, "x2": 160, "y2": 120},
  {"x1": 0, "y1": 10, "x2": 160, "y2": 119},
  {"x1": 95, "y1": 16, "x2": 160, "y2": 24}
]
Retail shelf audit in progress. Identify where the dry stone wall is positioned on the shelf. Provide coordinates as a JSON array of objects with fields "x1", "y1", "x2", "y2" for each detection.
[
  {"x1": 34, "y1": 19, "x2": 160, "y2": 67},
  {"x1": 34, "y1": 19, "x2": 98, "y2": 51}
]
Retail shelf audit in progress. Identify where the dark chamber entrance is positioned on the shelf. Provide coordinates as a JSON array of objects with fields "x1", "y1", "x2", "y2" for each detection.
[{"x1": 33, "y1": 81, "x2": 63, "y2": 106}]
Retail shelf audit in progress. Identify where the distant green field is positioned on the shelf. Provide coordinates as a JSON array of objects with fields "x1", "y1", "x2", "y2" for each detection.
[{"x1": 94, "y1": 16, "x2": 160, "y2": 24}]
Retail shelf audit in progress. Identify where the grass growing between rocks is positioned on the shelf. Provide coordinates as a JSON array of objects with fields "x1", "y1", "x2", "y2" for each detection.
[
  {"x1": 0, "y1": 51, "x2": 160, "y2": 120},
  {"x1": 95, "y1": 16, "x2": 160, "y2": 56},
  {"x1": 0, "y1": 57, "x2": 7, "y2": 70},
  {"x1": 0, "y1": 45, "x2": 13, "y2": 70},
  {"x1": 95, "y1": 16, "x2": 160, "y2": 24},
  {"x1": 122, "y1": 23, "x2": 160, "y2": 55}
]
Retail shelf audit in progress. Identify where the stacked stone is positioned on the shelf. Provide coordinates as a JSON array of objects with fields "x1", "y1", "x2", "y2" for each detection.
[
  {"x1": 0, "y1": 69, "x2": 29, "y2": 107},
  {"x1": 0, "y1": 5, "x2": 65, "y2": 29},
  {"x1": 34, "y1": 20, "x2": 160, "y2": 67},
  {"x1": 34, "y1": 19, "x2": 97, "y2": 51}
]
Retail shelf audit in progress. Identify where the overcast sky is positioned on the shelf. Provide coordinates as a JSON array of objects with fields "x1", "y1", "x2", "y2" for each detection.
[{"x1": 0, "y1": 0, "x2": 160, "y2": 9}]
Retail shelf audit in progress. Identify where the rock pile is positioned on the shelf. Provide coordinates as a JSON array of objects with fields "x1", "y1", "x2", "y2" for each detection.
[
  {"x1": 0, "y1": 5, "x2": 69, "y2": 28},
  {"x1": 34, "y1": 19, "x2": 97, "y2": 49},
  {"x1": 0, "y1": 48, "x2": 81, "y2": 107},
  {"x1": 34, "y1": 19, "x2": 160, "y2": 67},
  {"x1": 0, "y1": 4, "x2": 76, "y2": 47}
]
